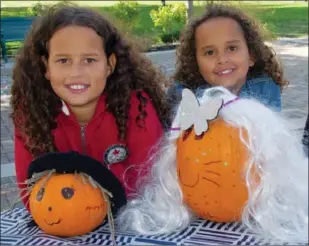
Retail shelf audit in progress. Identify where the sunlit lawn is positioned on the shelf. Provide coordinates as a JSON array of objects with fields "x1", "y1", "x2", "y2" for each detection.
[
  {"x1": 1, "y1": 1, "x2": 189, "y2": 8},
  {"x1": 1, "y1": 0, "x2": 305, "y2": 8},
  {"x1": 1, "y1": 1, "x2": 307, "y2": 56}
]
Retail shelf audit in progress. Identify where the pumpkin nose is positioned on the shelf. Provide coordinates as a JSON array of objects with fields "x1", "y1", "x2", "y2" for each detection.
[{"x1": 48, "y1": 207, "x2": 52, "y2": 212}]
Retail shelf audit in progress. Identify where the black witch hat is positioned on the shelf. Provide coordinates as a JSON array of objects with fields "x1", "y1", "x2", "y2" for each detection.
[{"x1": 27, "y1": 151, "x2": 127, "y2": 214}]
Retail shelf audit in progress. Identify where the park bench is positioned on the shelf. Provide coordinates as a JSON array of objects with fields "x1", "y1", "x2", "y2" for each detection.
[{"x1": 1, "y1": 17, "x2": 34, "y2": 63}]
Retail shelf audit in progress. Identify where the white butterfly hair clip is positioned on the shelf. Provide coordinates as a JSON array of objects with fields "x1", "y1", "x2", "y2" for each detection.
[{"x1": 178, "y1": 88, "x2": 223, "y2": 136}]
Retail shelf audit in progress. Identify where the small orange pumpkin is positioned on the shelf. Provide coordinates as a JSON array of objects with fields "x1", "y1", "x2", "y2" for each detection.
[
  {"x1": 177, "y1": 118, "x2": 253, "y2": 223},
  {"x1": 26, "y1": 152, "x2": 127, "y2": 238},
  {"x1": 29, "y1": 173, "x2": 107, "y2": 237}
]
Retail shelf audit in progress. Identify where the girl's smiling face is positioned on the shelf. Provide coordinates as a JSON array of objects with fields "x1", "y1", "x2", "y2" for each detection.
[
  {"x1": 45, "y1": 25, "x2": 116, "y2": 121},
  {"x1": 195, "y1": 17, "x2": 254, "y2": 94}
]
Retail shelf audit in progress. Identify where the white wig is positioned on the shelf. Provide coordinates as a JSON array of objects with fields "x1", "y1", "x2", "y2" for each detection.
[{"x1": 117, "y1": 87, "x2": 308, "y2": 244}]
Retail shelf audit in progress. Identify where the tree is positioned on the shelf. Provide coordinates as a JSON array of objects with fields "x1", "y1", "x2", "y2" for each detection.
[
  {"x1": 186, "y1": 0, "x2": 193, "y2": 22},
  {"x1": 161, "y1": 0, "x2": 166, "y2": 6}
]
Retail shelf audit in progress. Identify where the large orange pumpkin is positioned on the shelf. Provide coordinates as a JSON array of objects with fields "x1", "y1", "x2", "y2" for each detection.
[
  {"x1": 177, "y1": 118, "x2": 252, "y2": 223},
  {"x1": 29, "y1": 173, "x2": 107, "y2": 237}
]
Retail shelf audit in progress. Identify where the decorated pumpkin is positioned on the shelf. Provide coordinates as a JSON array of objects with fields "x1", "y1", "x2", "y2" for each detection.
[
  {"x1": 177, "y1": 118, "x2": 250, "y2": 222},
  {"x1": 29, "y1": 173, "x2": 107, "y2": 237},
  {"x1": 117, "y1": 87, "x2": 308, "y2": 245},
  {"x1": 26, "y1": 152, "x2": 126, "y2": 237}
]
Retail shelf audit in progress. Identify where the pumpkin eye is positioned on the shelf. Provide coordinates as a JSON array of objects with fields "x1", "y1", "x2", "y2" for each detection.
[
  {"x1": 61, "y1": 187, "x2": 75, "y2": 199},
  {"x1": 36, "y1": 188, "x2": 45, "y2": 201}
]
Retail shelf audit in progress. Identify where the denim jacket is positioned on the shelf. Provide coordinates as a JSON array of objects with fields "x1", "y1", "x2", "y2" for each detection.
[
  {"x1": 168, "y1": 76, "x2": 281, "y2": 112},
  {"x1": 239, "y1": 76, "x2": 281, "y2": 112}
]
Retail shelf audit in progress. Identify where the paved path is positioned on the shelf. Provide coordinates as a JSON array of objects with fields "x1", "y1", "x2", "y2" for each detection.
[{"x1": 1, "y1": 37, "x2": 308, "y2": 211}]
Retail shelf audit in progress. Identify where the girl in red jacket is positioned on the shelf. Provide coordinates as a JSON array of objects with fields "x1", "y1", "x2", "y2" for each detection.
[{"x1": 11, "y1": 5, "x2": 171, "y2": 207}]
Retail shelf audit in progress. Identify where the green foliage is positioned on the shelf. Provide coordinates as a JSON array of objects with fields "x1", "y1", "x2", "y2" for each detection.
[
  {"x1": 26, "y1": 0, "x2": 76, "y2": 16},
  {"x1": 26, "y1": 1, "x2": 49, "y2": 16},
  {"x1": 150, "y1": 3, "x2": 187, "y2": 42},
  {"x1": 160, "y1": 30, "x2": 181, "y2": 43},
  {"x1": 111, "y1": 1, "x2": 140, "y2": 29},
  {"x1": 1, "y1": 2, "x2": 308, "y2": 52}
]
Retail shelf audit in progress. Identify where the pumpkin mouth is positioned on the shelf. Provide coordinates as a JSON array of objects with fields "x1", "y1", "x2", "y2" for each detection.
[
  {"x1": 178, "y1": 169, "x2": 200, "y2": 188},
  {"x1": 44, "y1": 218, "x2": 61, "y2": 226}
]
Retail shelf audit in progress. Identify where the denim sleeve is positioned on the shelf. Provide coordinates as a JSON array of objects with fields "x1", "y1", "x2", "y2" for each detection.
[
  {"x1": 267, "y1": 81, "x2": 281, "y2": 112},
  {"x1": 241, "y1": 77, "x2": 282, "y2": 112}
]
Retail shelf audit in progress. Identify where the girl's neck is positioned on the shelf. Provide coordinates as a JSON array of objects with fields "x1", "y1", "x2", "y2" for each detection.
[
  {"x1": 229, "y1": 80, "x2": 246, "y2": 95},
  {"x1": 69, "y1": 100, "x2": 99, "y2": 126},
  {"x1": 230, "y1": 87, "x2": 241, "y2": 95}
]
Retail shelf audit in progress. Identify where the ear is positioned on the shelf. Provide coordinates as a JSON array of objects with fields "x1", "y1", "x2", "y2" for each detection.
[
  {"x1": 107, "y1": 53, "x2": 117, "y2": 76},
  {"x1": 42, "y1": 56, "x2": 50, "y2": 80}
]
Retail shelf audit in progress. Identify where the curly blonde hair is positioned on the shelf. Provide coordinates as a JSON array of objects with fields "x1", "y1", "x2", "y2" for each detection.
[{"x1": 174, "y1": 3, "x2": 289, "y2": 92}]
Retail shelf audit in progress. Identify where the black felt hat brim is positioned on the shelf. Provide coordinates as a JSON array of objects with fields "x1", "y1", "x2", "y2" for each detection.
[{"x1": 27, "y1": 151, "x2": 127, "y2": 214}]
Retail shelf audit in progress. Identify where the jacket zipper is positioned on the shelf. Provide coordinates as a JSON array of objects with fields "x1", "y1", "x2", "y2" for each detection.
[{"x1": 80, "y1": 125, "x2": 86, "y2": 154}]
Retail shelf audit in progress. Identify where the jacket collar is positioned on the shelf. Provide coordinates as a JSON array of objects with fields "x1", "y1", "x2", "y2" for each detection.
[{"x1": 58, "y1": 94, "x2": 107, "y2": 125}]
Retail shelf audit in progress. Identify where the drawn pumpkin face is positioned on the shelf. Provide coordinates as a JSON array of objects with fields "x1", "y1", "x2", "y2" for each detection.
[
  {"x1": 29, "y1": 173, "x2": 107, "y2": 237},
  {"x1": 177, "y1": 118, "x2": 253, "y2": 222}
]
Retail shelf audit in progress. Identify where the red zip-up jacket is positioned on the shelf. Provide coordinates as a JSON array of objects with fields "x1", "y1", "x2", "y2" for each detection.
[{"x1": 15, "y1": 91, "x2": 164, "y2": 207}]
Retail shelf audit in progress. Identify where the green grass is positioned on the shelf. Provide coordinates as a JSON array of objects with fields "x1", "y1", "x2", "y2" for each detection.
[
  {"x1": 250, "y1": 4, "x2": 308, "y2": 37},
  {"x1": 0, "y1": 4, "x2": 163, "y2": 40},
  {"x1": 1, "y1": 1, "x2": 308, "y2": 56},
  {"x1": 1, "y1": 0, "x2": 305, "y2": 8},
  {"x1": 2, "y1": 1, "x2": 307, "y2": 37},
  {"x1": 194, "y1": 2, "x2": 308, "y2": 38},
  {"x1": 1, "y1": 1, "x2": 188, "y2": 8},
  {"x1": 1, "y1": 7, "x2": 29, "y2": 17}
]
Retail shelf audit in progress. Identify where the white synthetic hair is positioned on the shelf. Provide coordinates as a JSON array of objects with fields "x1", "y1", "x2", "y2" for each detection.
[{"x1": 117, "y1": 86, "x2": 308, "y2": 244}]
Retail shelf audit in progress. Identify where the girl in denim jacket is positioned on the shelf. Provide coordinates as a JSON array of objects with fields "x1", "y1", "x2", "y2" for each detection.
[{"x1": 169, "y1": 4, "x2": 288, "y2": 112}]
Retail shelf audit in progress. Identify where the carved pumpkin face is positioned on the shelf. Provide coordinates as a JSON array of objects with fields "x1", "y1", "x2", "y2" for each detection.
[
  {"x1": 29, "y1": 173, "x2": 107, "y2": 237},
  {"x1": 177, "y1": 118, "x2": 252, "y2": 222}
]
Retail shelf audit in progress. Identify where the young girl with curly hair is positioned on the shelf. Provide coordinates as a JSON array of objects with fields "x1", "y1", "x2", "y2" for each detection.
[
  {"x1": 169, "y1": 3, "x2": 288, "y2": 111},
  {"x1": 11, "y1": 5, "x2": 171, "y2": 207}
]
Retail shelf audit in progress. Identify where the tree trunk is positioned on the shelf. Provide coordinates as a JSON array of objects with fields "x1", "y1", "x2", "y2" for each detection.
[
  {"x1": 187, "y1": 0, "x2": 193, "y2": 22},
  {"x1": 161, "y1": 0, "x2": 166, "y2": 6}
]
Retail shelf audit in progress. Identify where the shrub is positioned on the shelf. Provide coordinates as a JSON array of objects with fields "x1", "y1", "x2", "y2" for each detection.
[
  {"x1": 111, "y1": 1, "x2": 140, "y2": 30},
  {"x1": 150, "y1": 3, "x2": 187, "y2": 43},
  {"x1": 160, "y1": 30, "x2": 180, "y2": 43},
  {"x1": 27, "y1": 1, "x2": 49, "y2": 16},
  {"x1": 27, "y1": 0, "x2": 76, "y2": 16}
]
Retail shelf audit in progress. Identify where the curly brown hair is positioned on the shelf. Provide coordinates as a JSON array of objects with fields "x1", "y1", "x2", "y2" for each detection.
[
  {"x1": 11, "y1": 5, "x2": 171, "y2": 157},
  {"x1": 174, "y1": 3, "x2": 289, "y2": 92}
]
